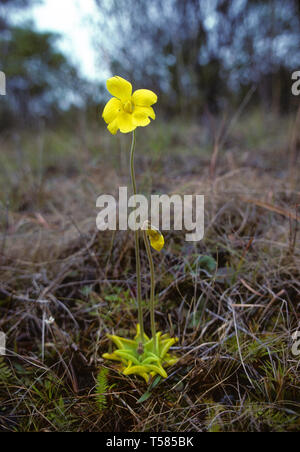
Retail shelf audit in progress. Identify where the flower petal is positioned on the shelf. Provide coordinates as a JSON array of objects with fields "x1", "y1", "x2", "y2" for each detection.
[
  {"x1": 133, "y1": 106, "x2": 155, "y2": 127},
  {"x1": 107, "y1": 76, "x2": 132, "y2": 102},
  {"x1": 133, "y1": 116, "x2": 151, "y2": 127},
  {"x1": 118, "y1": 112, "x2": 136, "y2": 133},
  {"x1": 132, "y1": 89, "x2": 158, "y2": 107},
  {"x1": 107, "y1": 117, "x2": 119, "y2": 135},
  {"x1": 133, "y1": 106, "x2": 155, "y2": 120},
  {"x1": 102, "y1": 97, "x2": 122, "y2": 124},
  {"x1": 151, "y1": 234, "x2": 165, "y2": 252},
  {"x1": 148, "y1": 230, "x2": 165, "y2": 252}
]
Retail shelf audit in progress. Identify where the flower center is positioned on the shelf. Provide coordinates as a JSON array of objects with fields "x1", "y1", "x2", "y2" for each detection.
[{"x1": 123, "y1": 100, "x2": 133, "y2": 114}]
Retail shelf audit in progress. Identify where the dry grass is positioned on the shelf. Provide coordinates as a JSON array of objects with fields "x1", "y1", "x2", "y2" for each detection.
[{"x1": 0, "y1": 110, "x2": 299, "y2": 432}]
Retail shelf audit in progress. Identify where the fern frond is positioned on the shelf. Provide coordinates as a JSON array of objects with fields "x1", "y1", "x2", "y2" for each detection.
[
  {"x1": 0, "y1": 358, "x2": 12, "y2": 385},
  {"x1": 96, "y1": 367, "x2": 109, "y2": 412}
]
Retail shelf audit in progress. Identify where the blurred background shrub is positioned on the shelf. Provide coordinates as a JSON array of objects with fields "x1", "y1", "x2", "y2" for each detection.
[{"x1": 0, "y1": 0, "x2": 299, "y2": 131}]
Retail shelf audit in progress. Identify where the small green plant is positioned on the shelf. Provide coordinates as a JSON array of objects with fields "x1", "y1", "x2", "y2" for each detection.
[
  {"x1": 96, "y1": 367, "x2": 109, "y2": 411},
  {"x1": 0, "y1": 358, "x2": 12, "y2": 386},
  {"x1": 103, "y1": 325, "x2": 178, "y2": 383}
]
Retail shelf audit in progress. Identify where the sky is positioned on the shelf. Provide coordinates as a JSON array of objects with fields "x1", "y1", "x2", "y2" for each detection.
[
  {"x1": 12, "y1": 0, "x2": 299, "y2": 86},
  {"x1": 25, "y1": 0, "x2": 107, "y2": 82}
]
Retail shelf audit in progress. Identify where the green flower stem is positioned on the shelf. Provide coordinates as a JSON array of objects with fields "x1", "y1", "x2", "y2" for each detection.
[
  {"x1": 130, "y1": 131, "x2": 145, "y2": 343},
  {"x1": 142, "y1": 230, "x2": 157, "y2": 352}
]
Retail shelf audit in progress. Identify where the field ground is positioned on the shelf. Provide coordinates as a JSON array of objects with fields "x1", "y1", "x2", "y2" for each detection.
[{"x1": 0, "y1": 110, "x2": 299, "y2": 432}]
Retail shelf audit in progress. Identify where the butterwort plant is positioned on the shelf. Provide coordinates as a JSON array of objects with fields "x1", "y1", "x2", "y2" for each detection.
[{"x1": 101, "y1": 76, "x2": 178, "y2": 383}]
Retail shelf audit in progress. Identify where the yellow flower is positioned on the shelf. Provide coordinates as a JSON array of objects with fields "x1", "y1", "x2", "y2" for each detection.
[
  {"x1": 143, "y1": 222, "x2": 165, "y2": 252},
  {"x1": 102, "y1": 76, "x2": 158, "y2": 135}
]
